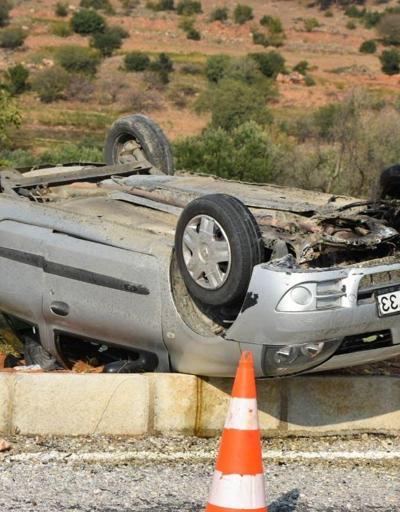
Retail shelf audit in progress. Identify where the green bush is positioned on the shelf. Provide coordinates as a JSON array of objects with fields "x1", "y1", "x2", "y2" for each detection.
[
  {"x1": 52, "y1": 21, "x2": 73, "y2": 37},
  {"x1": 0, "y1": 89, "x2": 21, "y2": 146},
  {"x1": 31, "y1": 66, "x2": 70, "y2": 103},
  {"x1": 176, "y1": 0, "x2": 202, "y2": 15},
  {"x1": 124, "y1": 51, "x2": 151, "y2": 71},
  {"x1": 260, "y1": 15, "x2": 283, "y2": 34},
  {"x1": 252, "y1": 31, "x2": 269, "y2": 47},
  {"x1": 149, "y1": 52, "x2": 174, "y2": 83},
  {"x1": 250, "y1": 51, "x2": 285, "y2": 79},
  {"x1": 174, "y1": 122, "x2": 283, "y2": 182},
  {"x1": 197, "y1": 78, "x2": 272, "y2": 131},
  {"x1": 90, "y1": 25, "x2": 128, "y2": 56},
  {"x1": 233, "y1": 4, "x2": 253, "y2": 24},
  {"x1": 57, "y1": 45, "x2": 101, "y2": 75},
  {"x1": 71, "y1": 9, "x2": 106, "y2": 35},
  {"x1": 380, "y1": 48, "x2": 400, "y2": 75},
  {"x1": 120, "y1": 0, "x2": 140, "y2": 13},
  {"x1": 210, "y1": 7, "x2": 228, "y2": 22},
  {"x1": 0, "y1": 1, "x2": 12, "y2": 28},
  {"x1": 344, "y1": 5, "x2": 364, "y2": 17},
  {"x1": 378, "y1": 13, "x2": 400, "y2": 45},
  {"x1": 304, "y1": 74, "x2": 316, "y2": 86},
  {"x1": 0, "y1": 27, "x2": 26, "y2": 48},
  {"x1": 55, "y1": 1, "x2": 69, "y2": 16},
  {"x1": 293, "y1": 60, "x2": 309, "y2": 75},
  {"x1": 205, "y1": 54, "x2": 231, "y2": 83},
  {"x1": 363, "y1": 11, "x2": 381, "y2": 28},
  {"x1": 80, "y1": 0, "x2": 114, "y2": 13},
  {"x1": 324, "y1": 10, "x2": 333, "y2": 17},
  {"x1": 147, "y1": 0, "x2": 174, "y2": 10},
  {"x1": 303, "y1": 18, "x2": 320, "y2": 32},
  {"x1": 186, "y1": 27, "x2": 201, "y2": 40},
  {"x1": 5, "y1": 64, "x2": 29, "y2": 95},
  {"x1": 346, "y1": 20, "x2": 356, "y2": 30},
  {"x1": 359, "y1": 39, "x2": 377, "y2": 53}
]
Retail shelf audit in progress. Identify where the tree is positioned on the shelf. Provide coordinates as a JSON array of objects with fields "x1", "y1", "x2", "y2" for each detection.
[
  {"x1": 71, "y1": 9, "x2": 106, "y2": 35},
  {"x1": 198, "y1": 78, "x2": 272, "y2": 131},
  {"x1": 233, "y1": 4, "x2": 253, "y2": 24},
  {"x1": 377, "y1": 13, "x2": 400, "y2": 45},
  {"x1": 150, "y1": 52, "x2": 174, "y2": 83},
  {"x1": 174, "y1": 121, "x2": 284, "y2": 182},
  {"x1": 0, "y1": 90, "x2": 21, "y2": 145},
  {"x1": 380, "y1": 48, "x2": 400, "y2": 75}
]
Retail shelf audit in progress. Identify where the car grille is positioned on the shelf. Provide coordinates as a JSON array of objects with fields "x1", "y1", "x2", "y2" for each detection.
[
  {"x1": 336, "y1": 330, "x2": 393, "y2": 355},
  {"x1": 357, "y1": 270, "x2": 400, "y2": 304}
]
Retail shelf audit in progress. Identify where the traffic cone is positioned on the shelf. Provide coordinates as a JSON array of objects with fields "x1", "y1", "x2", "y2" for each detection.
[{"x1": 205, "y1": 351, "x2": 267, "y2": 512}]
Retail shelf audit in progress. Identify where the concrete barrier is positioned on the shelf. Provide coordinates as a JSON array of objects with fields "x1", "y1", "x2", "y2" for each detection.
[{"x1": 0, "y1": 373, "x2": 399, "y2": 437}]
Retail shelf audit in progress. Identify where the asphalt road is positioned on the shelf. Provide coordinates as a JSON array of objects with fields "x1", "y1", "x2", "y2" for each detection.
[{"x1": 1, "y1": 436, "x2": 399, "y2": 512}]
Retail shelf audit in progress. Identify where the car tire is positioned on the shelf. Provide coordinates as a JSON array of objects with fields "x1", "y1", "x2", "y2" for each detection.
[
  {"x1": 378, "y1": 164, "x2": 400, "y2": 200},
  {"x1": 175, "y1": 194, "x2": 264, "y2": 307},
  {"x1": 104, "y1": 114, "x2": 174, "y2": 175}
]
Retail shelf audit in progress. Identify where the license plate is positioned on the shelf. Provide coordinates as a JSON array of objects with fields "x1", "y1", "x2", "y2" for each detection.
[{"x1": 376, "y1": 289, "x2": 400, "y2": 317}]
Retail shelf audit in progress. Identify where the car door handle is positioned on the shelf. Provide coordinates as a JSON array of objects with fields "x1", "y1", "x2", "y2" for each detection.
[{"x1": 50, "y1": 301, "x2": 70, "y2": 317}]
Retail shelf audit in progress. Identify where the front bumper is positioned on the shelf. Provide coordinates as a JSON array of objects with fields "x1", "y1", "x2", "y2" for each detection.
[{"x1": 226, "y1": 260, "x2": 400, "y2": 376}]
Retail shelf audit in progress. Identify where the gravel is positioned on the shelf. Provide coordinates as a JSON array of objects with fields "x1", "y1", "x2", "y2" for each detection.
[{"x1": 1, "y1": 435, "x2": 399, "y2": 511}]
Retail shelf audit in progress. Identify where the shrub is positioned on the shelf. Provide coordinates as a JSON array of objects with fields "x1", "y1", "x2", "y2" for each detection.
[
  {"x1": 52, "y1": 21, "x2": 73, "y2": 37},
  {"x1": 363, "y1": 10, "x2": 381, "y2": 28},
  {"x1": 55, "y1": 1, "x2": 69, "y2": 17},
  {"x1": 174, "y1": 122, "x2": 283, "y2": 182},
  {"x1": 147, "y1": 0, "x2": 174, "y2": 10},
  {"x1": 293, "y1": 60, "x2": 309, "y2": 75},
  {"x1": 5, "y1": 63, "x2": 29, "y2": 95},
  {"x1": 260, "y1": 15, "x2": 283, "y2": 34},
  {"x1": 303, "y1": 18, "x2": 320, "y2": 32},
  {"x1": 0, "y1": 1, "x2": 12, "y2": 28},
  {"x1": 252, "y1": 31, "x2": 269, "y2": 47},
  {"x1": 346, "y1": 20, "x2": 357, "y2": 30},
  {"x1": 71, "y1": 9, "x2": 106, "y2": 35},
  {"x1": 345, "y1": 5, "x2": 364, "y2": 17},
  {"x1": 197, "y1": 78, "x2": 272, "y2": 131},
  {"x1": 250, "y1": 51, "x2": 285, "y2": 79},
  {"x1": 150, "y1": 52, "x2": 174, "y2": 83},
  {"x1": 120, "y1": 0, "x2": 140, "y2": 13},
  {"x1": 90, "y1": 25, "x2": 127, "y2": 56},
  {"x1": 304, "y1": 74, "x2": 316, "y2": 86},
  {"x1": 124, "y1": 51, "x2": 150, "y2": 71},
  {"x1": 0, "y1": 27, "x2": 26, "y2": 48},
  {"x1": 186, "y1": 27, "x2": 201, "y2": 39},
  {"x1": 324, "y1": 10, "x2": 333, "y2": 17},
  {"x1": 57, "y1": 45, "x2": 101, "y2": 75},
  {"x1": 205, "y1": 54, "x2": 231, "y2": 83},
  {"x1": 65, "y1": 73, "x2": 95, "y2": 101},
  {"x1": 233, "y1": 4, "x2": 253, "y2": 24},
  {"x1": 210, "y1": 7, "x2": 228, "y2": 22},
  {"x1": 31, "y1": 66, "x2": 70, "y2": 103},
  {"x1": 380, "y1": 48, "x2": 400, "y2": 75},
  {"x1": 80, "y1": 0, "x2": 114, "y2": 12},
  {"x1": 176, "y1": 0, "x2": 202, "y2": 15},
  {"x1": 0, "y1": 89, "x2": 21, "y2": 146},
  {"x1": 377, "y1": 13, "x2": 400, "y2": 45},
  {"x1": 359, "y1": 39, "x2": 377, "y2": 53}
]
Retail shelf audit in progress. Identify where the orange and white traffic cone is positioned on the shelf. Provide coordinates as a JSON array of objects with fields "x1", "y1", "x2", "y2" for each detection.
[{"x1": 205, "y1": 351, "x2": 267, "y2": 512}]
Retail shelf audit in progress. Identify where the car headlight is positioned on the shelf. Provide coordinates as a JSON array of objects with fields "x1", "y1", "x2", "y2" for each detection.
[
  {"x1": 277, "y1": 279, "x2": 346, "y2": 312},
  {"x1": 262, "y1": 339, "x2": 341, "y2": 376}
]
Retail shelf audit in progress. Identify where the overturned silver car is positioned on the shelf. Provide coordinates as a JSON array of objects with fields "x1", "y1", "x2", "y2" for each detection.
[{"x1": 1, "y1": 114, "x2": 400, "y2": 377}]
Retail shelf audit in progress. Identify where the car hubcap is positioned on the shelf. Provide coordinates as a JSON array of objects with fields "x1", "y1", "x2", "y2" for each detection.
[
  {"x1": 116, "y1": 139, "x2": 146, "y2": 164},
  {"x1": 182, "y1": 215, "x2": 231, "y2": 290}
]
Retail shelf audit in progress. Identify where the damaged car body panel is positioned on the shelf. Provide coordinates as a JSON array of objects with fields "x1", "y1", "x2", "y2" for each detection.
[{"x1": 1, "y1": 120, "x2": 400, "y2": 376}]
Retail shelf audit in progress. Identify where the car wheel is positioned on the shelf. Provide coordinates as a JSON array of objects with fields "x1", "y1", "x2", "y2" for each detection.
[
  {"x1": 378, "y1": 164, "x2": 400, "y2": 200},
  {"x1": 104, "y1": 114, "x2": 174, "y2": 175},
  {"x1": 175, "y1": 194, "x2": 264, "y2": 307}
]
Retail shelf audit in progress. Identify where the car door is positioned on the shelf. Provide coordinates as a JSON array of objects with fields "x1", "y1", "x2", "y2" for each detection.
[
  {"x1": 41, "y1": 231, "x2": 169, "y2": 369},
  {"x1": 0, "y1": 220, "x2": 48, "y2": 329}
]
